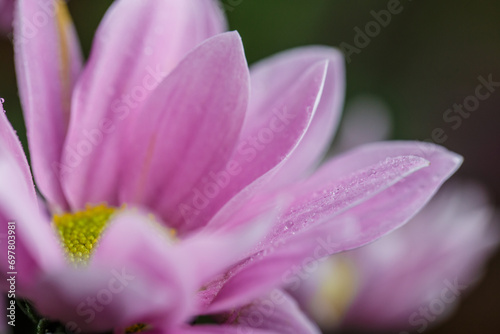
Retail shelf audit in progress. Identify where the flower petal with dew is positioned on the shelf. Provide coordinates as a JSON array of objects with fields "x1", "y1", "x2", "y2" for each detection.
[
  {"x1": 0, "y1": 0, "x2": 465, "y2": 333},
  {"x1": 199, "y1": 141, "x2": 461, "y2": 315}
]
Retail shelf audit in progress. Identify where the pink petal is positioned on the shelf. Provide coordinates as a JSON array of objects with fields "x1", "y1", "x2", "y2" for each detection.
[
  {"x1": 218, "y1": 289, "x2": 321, "y2": 334},
  {"x1": 0, "y1": 101, "x2": 35, "y2": 202},
  {"x1": 249, "y1": 46, "x2": 345, "y2": 190},
  {"x1": 311, "y1": 141, "x2": 460, "y2": 184},
  {"x1": 179, "y1": 202, "x2": 280, "y2": 288},
  {"x1": 195, "y1": 198, "x2": 288, "y2": 311},
  {"x1": 205, "y1": 142, "x2": 461, "y2": 312},
  {"x1": 0, "y1": 120, "x2": 64, "y2": 293},
  {"x1": 302, "y1": 142, "x2": 463, "y2": 252},
  {"x1": 175, "y1": 326, "x2": 275, "y2": 334},
  {"x1": 112, "y1": 32, "x2": 248, "y2": 235},
  {"x1": 61, "y1": 0, "x2": 226, "y2": 209},
  {"x1": 202, "y1": 60, "x2": 330, "y2": 232},
  {"x1": 266, "y1": 155, "x2": 431, "y2": 246},
  {"x1": 14, "y1": 0, "x2": 83, "y2": 210}
]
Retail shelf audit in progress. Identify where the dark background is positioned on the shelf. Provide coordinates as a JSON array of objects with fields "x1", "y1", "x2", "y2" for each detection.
[{"x1": 1, "y1": 0, "x2": 499, "y2": 333}]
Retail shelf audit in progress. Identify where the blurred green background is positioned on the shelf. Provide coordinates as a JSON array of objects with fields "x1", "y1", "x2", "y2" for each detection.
[{"x1": 1, "y1": 0, "x2": 499, "y2": 333}]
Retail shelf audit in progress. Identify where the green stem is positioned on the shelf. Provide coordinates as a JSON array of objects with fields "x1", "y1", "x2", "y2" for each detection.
[
  {"x1": 17, "y1": 299, "x2": 40, "y2": 324},
  {"x1": 36, "y1": 318, "x2": 51, "y2": 334}
]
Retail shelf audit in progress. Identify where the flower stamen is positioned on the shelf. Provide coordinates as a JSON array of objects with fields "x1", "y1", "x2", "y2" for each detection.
[
  {"x1": 125, "y1": 323, "x2": 149, "y2": 333},
  {"x1": 53, "y1": 203, "x2": 117, "y2": 265}
]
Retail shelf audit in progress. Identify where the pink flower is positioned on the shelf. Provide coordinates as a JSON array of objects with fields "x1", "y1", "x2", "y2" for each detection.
[
  {"x1": 0, "y1": 0, "x2": 14, "y2": 33},
  {"x1": 291, "y1": 182, "x2": 498, "y2": 332},
  {"x1": 1, "y1": 0, "x2": 462, "y2": 333}
]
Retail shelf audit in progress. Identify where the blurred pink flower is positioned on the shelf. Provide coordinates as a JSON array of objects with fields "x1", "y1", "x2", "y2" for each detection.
[
  {"x1": 0, "y1": 0, "x2": 463, "y2": 333},
  {"x1": 292, "y1": 182, "x2": 498, "y2": 332},
  {"x1": 289, "y1": 96, "x2": 499, "y2": 332},
  {"x1": 0, "y1": 0, "x2": 14, "y2": 33},
  {"x1": 342, "y1": 181, "x2": 499, "y2": 332}
]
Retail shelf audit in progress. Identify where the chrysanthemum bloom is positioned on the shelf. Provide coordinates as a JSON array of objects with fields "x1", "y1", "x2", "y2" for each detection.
[
  {"x1": 290, "y1": 183, "x2": 498, "y2": 332},
  {"x1": 0, "y1": 0, "x2": 14, "y2": 33},
  {"x1": 1, "y1": 0, "x2": 462, "y2": 333}
]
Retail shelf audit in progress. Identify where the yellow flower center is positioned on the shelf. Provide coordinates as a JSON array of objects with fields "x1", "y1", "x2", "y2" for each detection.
[
  {"x1": 125, "y1": 323, "x2": 149, "y2": 333},
  {"x1": 310, "y1": 257, "x2": 358, "y2": 328},
  {"x1": 53, "y1": 204, "x2": 170, "y2": 333},
  {"x1": 53, "y1": 204, "x2": 117, "y2": 264}
]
